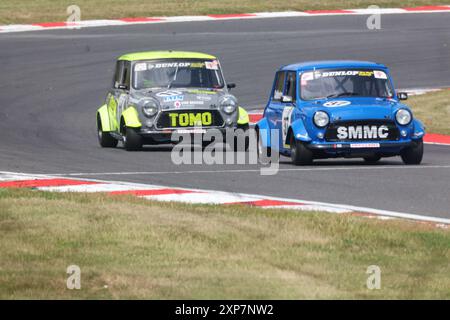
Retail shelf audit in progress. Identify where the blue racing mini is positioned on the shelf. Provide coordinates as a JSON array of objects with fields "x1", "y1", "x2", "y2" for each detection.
[{"x1": 255, "y1": 60, "x2": 425, "y2": 165}]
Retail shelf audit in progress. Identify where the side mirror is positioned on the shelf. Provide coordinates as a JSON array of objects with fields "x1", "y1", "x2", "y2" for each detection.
[
  {"x1": 227, "y1": 83, "x2": 236, "y2": 90},
  {"x1": 118, "y1": 84, "x2": 129, "y2": 90},
  {"x1": 397, "y1": 92, "x2": 408, "y2": 100},
  {"x1": 281, "y1": 95, "x2": 293, "y2": 103}
]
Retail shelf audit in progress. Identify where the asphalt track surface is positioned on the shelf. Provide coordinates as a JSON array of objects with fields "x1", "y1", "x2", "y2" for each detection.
[{"x1": 0, "y1": 13, "x2": 449, "y2": 218}]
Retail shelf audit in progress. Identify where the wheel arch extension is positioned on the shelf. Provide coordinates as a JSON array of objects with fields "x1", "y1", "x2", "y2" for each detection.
[
  {"x1": 237, "y1": 106, "x2": 249, "y2": 125},
  {"x1": 97, "y1": 104, "x2": 111, "y2": 132},
  {"x1": 255, "y1": 117, "x2": 271, "y2": 148},
  {"x1": 121, "y1": 107, "x2": 142, "y2": 132},
  {"x1": 290, "y1": 118, "x2": 312, "y2": 143}
]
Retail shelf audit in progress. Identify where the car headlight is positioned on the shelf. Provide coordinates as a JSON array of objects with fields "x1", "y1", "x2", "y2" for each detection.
[
  {"x1": 395, "y1": 109, "x2": 412, "y2": 125},
  {"x1": 142, "y1": 99, "x2": 159, "y2": 117},
  {"x1": 313, "y1": 111, "x2": 329, "y2": 128},
  {"x1": 220, "y1": 95, "x2": 237, "y2": 114}
]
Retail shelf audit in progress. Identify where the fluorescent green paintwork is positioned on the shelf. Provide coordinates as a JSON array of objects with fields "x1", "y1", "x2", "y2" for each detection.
[
  {"x1": 237, "y1": 107, "x2": 249, "y2": 125},
  {"x1": 107, "y1": 94, "x2": 119, "y2": 131},
  {"x1": 121, "y1": 107, "x2": 142, "y2": 128},
  {"x1": 97, "y1": 104, "x2": 112, "y2": 132},
  {"x1": 119, "y1": 51, "x2": 217, "y2": 62}
]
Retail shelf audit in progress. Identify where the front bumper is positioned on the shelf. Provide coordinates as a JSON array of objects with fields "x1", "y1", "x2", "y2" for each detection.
[
  {"x1": 305, "y1": 139, "x2": 419, "y2": 158},
  {"x1": 138, "y1": 126, "x2": 242, "y2": 143},
  {"x1": 307, "y1": 141, "x2": 415, "y2": 150}
]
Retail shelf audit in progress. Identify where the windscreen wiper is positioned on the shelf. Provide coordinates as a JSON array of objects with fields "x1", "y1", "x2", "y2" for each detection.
[
  {"x1": 167, "y1": 65, "x2": 180, "y2": 89},
  {"x1": 326, "y1": 92, "x2": 360, "y2": 98}
]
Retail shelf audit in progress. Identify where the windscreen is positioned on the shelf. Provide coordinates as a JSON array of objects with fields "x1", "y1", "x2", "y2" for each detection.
[
  {"x1": 133, "y1": 59, "x2": 224, "y2": 90},
  {"x1": 300, "y1": 69, "x2": 394, "y2": 100}
]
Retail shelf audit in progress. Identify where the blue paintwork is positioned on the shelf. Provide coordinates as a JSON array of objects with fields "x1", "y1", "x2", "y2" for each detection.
[
  {"x1": 256, "y1": 117, "x2": 271, "y2": 148},
  {"x1": 256, "y1": 60, "x2": 425, "y2": 158}
]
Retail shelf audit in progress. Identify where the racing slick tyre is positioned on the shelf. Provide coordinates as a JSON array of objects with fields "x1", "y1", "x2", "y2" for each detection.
[
  {"x1": 233, "y1": 124, "x2": 250, "y2": 152},
  {"x1": 363, "y1": 155, "x2": 382, "y2": 163},
  {"x1": 123, "y1": 127, "x2": 143, "y2": 151},
  {"x1": 290, "y1": 136, "x2": 313, "y2": 166},
  {"x1": 97, "y1": 121, "x2": 118, "y2": 148},
  {"x1": 256, "y1": 128, "x2": 271, "y2": 165},
  {"x1": 401, "y1": 139, "x2": 423, "y2": 165}
]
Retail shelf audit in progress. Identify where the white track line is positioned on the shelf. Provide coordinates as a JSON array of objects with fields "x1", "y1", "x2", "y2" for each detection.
[
  {"x1": 0, "y1": 171, "x2": 449, "y2": 225},
  {"x1": 1, "y1": 7, "x2": 450, "y2": 34},
  {"x1": 38, "y1": 183, "x2": 157, "y2": 193},
  {"x1": 42, "y1": 165, "x2": 450, "y2": 177}
]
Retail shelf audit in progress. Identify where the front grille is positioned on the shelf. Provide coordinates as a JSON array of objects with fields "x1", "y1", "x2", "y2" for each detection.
[
  {"x1": 156, "y1": 109, "x2": 224, "y2": 129},
  {"x1": 325, "y1": 120, "x2": 399, "y2": 142}
]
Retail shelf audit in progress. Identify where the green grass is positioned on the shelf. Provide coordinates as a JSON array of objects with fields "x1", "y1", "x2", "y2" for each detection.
[
  {"x1": 0, "y1": 188, "x2": 449, "y2": 299},
  {"x1": 408, "y1": 89, "x2": 450, "y2": 135},
  {"x1": 0, "y1": 0, "x2": 448, "y2": 24}
]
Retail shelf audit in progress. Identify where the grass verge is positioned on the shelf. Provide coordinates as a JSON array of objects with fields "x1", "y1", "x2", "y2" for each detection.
[
  {"x1": 0, "y1": 1, "x2": 448, "y2": 24},
  {"x1": 408, "y1": 89, "x2": 450, "y2": 135},
  {"x1": 0, "y1": 188, "x2": 449, "y2": 299}
]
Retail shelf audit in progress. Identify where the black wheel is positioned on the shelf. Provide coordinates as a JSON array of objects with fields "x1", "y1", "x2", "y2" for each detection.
[
  {"x1": 256, "y1": 128, "x2": 271, "y2": 164},
  {"x1": 123, "y1": 127, "x2": 142, "y2": 151},
  {"x1": 290, "y1": 136, "x2": 313, "y2": 165},
  {"x1": 401, "y1": 139, "x2": 423, "y2": 165},
  {"x1": 233, "y1": 124, "x2": 249, "y2": 152},
  {"x1": 97, "y1": 119, "x2": 118, "y2": 148},
  {"x1": 363, "y1": 155, "x2": 382, "y2": 163}
]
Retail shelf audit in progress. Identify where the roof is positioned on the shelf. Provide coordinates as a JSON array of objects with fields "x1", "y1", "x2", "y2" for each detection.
[
  {"x1": 118, "y1": 51, "x2": 217, "y2": 61},
  {"x1": 280, "y1": 60, "x2": 387, "y2": 71}
]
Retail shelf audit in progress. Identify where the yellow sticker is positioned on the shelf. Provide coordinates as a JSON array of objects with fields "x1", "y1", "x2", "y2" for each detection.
[
  {"x1": 168, "y1": 112, "x2": 212, "y2": 127},
  {"x1": 358, "y1": 71, "x2": 374, "y2": 77},
  {"x1": 190, "y1": 62, "x2": 205, "y2": 68}
]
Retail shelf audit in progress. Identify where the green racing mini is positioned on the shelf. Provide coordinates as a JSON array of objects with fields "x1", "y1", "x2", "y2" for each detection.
[{"x1": 96, "y1": 51, "x2": 250, "y2": 150}]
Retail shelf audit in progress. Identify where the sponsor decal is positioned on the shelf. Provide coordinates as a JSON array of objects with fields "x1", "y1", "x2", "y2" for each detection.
[
  {"x1": 171, "y1": 100, "x2": 204, "y2": 108},
  {"x1": 374, "y1": 70, "x2": 388, "y2": 79},
  {"x1": 350, "y1": 143, "x2": 381, "y2": 148},
  {"x1": 181, "y1": 101, "x2": 204, "y2": 105},
  {"x1": 323, "y1": 100, "x2": 351, "y2": 107},
  {"x1": 316, "y1": 70, "x2": 359, "y2": 78},
  {"x1": 314, "y1": 70, "x2": 378, "y2": 78},
  {"x1": 205, "y1": 60, "x2": 219, "y2": 70},
  {"x1": 156, "y1": 90, "x2": 183, "y2": 97},
  {"x1": 337, "y1": 125, "x2": 389, "y2": 140},
  {"x1": 134, "y1": 62, "x2": 147, "y2": 71},
  {"x1": 144, "y1": 61, "x2": 218, "y2": 70},
  {"x1": 149, "y1": 62, "x2": 191, "y2": 69},
  {"x1": 358, "y1": 71, "x2": 374, "y2": 77},
  {"x1": 190, "y1": 62, "x2": 205, "y2": 68},
  {"x1": 189, "y1": 90, "x2": 217, "y2": 95},
  {"x1": 163, "y1": 95, "x2": 184, "y2": 102},
  {"x1": 196, "y1": 95, "x2": 212, "y2": 101},
  {"x1": 176, "y1": 129, "x2": 207, "y2": 134},
  {"x1": 168, "y1": 112, "x2": 212, "y2": 127},
  {"x1": 301, "y1": 72, "x2": 314, "y2": 85}
]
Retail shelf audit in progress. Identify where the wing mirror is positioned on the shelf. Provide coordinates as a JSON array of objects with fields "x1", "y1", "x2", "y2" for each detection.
[
  {"x1": 397, "y1": 92, "x2": 408, "y2": 100},
  {"x1": 227, "y1": 83, "x2": 236, "y2": 90},
  {"x1": 118, "y1": 84, "x2": 129, "y2": 90},
  {"x1": 281, "y1": 95, "x2": 293, "y2": 103}
]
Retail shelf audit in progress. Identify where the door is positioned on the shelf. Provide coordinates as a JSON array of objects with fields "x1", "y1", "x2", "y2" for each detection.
[
  {"x1": 107, "y1": 60, "x2": 130, "y2": 132},
  {"x1": 265, "y1": 71, "x2": 286, "y2": 151},
  {"x1": 280, "y1": 71, "x2": 296, "y2": 149}
]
